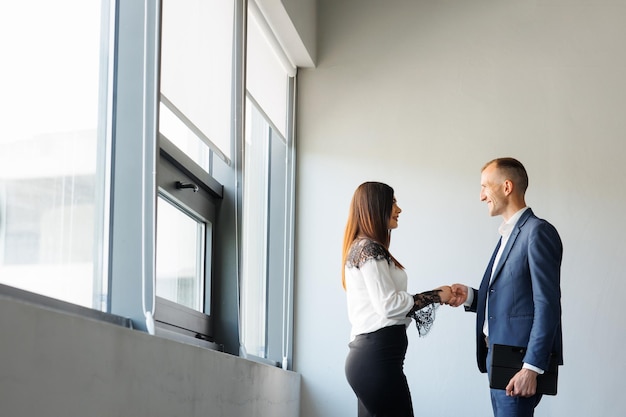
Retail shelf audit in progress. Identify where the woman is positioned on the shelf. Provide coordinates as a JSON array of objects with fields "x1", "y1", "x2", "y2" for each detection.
[{"x1": 342, "y1": 181, "x2": 452, "y2": 417}]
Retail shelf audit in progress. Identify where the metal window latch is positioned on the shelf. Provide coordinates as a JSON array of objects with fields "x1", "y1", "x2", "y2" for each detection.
[{"x1": 175, "y1": 181, "x2": 199, "y2": 192}]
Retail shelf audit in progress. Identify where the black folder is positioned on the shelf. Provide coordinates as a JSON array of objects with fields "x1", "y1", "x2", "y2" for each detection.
[{"x1": 490, "y1": 344, "x2": 559, "y2": 396}]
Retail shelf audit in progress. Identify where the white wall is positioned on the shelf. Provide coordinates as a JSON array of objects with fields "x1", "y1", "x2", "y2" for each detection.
[
  {"x1": 294, "y1": 1, "x2": 626, "y2": 416},
  {"x1": 0, "y1": 295, "x2": 300, "y2": 417}
]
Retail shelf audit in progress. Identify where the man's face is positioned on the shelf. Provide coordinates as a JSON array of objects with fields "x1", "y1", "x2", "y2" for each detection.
[{"x1": 480, "y1": 164, "x2": 507, "y2": 217}]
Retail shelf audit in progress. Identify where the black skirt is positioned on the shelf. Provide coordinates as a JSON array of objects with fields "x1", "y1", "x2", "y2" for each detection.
[{"x1": 345, "y1": 324, "x2": 414, "y2": 417}]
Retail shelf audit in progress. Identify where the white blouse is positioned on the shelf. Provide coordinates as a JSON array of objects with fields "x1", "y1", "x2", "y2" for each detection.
[{"x1": 344, "y1": 239, "x2": 414, "y2": 341}]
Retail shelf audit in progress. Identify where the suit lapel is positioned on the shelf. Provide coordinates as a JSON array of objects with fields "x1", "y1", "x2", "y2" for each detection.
[
  {"x1": 489, "y1": 208, "x2": 534, "y2": 287},
  {"x1": 478, "y1": 239, "x2": 500, "y2": 302}
]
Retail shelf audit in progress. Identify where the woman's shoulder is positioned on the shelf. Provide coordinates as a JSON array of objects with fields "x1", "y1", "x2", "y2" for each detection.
[{"x1": 346, "y1": 238, "x2": 390, "y2": 269}]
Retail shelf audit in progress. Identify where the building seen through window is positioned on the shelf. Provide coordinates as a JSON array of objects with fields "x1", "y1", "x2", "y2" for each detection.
[{"x1": 0, "y1": 0, "x2": 106, "y2": 309}]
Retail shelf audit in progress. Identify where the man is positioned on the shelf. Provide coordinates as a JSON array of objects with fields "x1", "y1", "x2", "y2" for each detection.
[{"x1": 450, "y1": 157, "x2": 563, "y2": 417}]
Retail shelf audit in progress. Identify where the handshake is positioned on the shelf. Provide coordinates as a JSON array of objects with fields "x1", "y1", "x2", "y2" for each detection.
[{"x1": 435, "y1": 284, "x2": 469, "y2": 308}]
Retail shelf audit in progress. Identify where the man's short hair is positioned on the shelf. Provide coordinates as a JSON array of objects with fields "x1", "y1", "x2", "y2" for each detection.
[{"x1": 483, "y1": 157, "x2": 529, "y2": 194}]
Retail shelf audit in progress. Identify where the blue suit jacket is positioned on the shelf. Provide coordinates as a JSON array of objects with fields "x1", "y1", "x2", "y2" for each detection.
[{"x1": 467, "y1": 208, "x2": 563, "y2": 373}]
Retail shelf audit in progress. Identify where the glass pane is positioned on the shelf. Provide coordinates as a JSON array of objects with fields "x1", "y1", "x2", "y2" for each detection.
[
  {"x1": 160, "y1": 0, "x2": 234, "y2": 166},
  {"x1": 159, "y1": 102, "x2": 213, "y2": 170},
  {"x1": 241, "y1": 99, "x2": 270, "y2": 358},
  {"x1": 0, "y1": 0, "x2": 107, "y2": 309},
  {"x1": 156, "y1": 196, "x2": 205, "y2": 311}
]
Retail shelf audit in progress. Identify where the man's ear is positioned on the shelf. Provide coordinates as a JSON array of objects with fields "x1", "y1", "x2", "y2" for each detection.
[{"x1": 503, "y1": 179, "x2": 514, "y2": 196}]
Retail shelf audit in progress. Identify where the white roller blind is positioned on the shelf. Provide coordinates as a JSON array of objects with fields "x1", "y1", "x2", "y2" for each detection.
[
  {"x1": 160, "y1": 0, "x2": 234, "y2": 159},
  {"x1": 246, "y1": 4, "x2": 292, "y2": 137}
]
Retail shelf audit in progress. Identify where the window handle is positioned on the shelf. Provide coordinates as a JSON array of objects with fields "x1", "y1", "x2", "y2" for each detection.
[{"x1": 176, "y1": 181, "x2": 199, "y2": 193}]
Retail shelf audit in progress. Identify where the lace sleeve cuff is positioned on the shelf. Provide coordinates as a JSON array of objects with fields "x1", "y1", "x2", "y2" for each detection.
[
  {"x1": 408, "y1": 290, "x2": 441, "y2": 313},
  {"x1": 406, "y1": 290, "x2": 441, "y2": 337}
]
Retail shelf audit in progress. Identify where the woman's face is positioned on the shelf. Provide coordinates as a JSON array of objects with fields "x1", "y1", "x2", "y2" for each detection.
[{"x1": 388, "y1": 197, "x2": 401, "y2": 229}]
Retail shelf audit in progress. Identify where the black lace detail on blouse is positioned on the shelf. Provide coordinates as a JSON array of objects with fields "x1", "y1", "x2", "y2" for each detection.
[
  {"x1": 346, "y1": 238, "x2": 390, "y2": 269},
  {"x1": 407, "y1": 290, "x2": 441, "y2": 337}
]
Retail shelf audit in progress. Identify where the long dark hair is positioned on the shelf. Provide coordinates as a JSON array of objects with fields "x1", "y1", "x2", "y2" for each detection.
[{"x1": 341, "y1": 182, "x2": 403, "y2": 289}]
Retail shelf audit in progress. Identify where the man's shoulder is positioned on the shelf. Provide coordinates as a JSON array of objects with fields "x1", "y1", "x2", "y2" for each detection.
[
  {"x1": 520, "y1": 213, "x2": 562, "y2": 246},
  {"x1": 520, "y1": 209, "x2": 556, "y2": 229}
]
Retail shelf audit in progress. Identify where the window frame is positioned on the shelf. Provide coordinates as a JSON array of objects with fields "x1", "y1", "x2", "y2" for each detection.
[{"x1": 154, "y1": 136, "x2": 223, "y2": 345}]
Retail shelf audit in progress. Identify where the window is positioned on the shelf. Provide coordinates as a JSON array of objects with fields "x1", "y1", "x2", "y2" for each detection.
[
  {"x1": 0, "y1": 0, "x2": 299, "y2": 366},
  {"x1": 156, "y1": 195, "x2": 207, "y2": 312},
  {"x1": 241, "y1": 4, "x2": 296, "y2": 368},
  {"x1": 242, "y1": 98, "x2": 292, "y2": 362},
  {"x1": 154, "y1": 0, "x2": 234, "y2": 344},
  {"x1": 154, "y1": 138, "x2": 222, "y2": 342},
  {"x1": 0, "y1": 0, "x2": 109, "y2": 310}
]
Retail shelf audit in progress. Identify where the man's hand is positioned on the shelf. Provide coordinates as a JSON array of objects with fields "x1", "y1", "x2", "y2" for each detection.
[
  {"x1": 505, "y1": 368, "x2": 538, "y2": 397},
  {"x1": 448, "y1": 284, "x2": 469, "y2": 307}
]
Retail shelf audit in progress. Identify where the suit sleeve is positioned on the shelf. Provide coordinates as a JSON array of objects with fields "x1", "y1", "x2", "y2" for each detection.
[
  {"x1": 524, "y1": 221, "x2": 563, "y2": 370},
  {"x1": 464, "y1": 287, "x2": 479, "y2": 313}
]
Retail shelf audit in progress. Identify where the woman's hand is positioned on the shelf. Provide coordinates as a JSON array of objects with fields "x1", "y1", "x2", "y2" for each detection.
[{"x1": 435, "y1": 285, "x2": 453, "y2": 305}]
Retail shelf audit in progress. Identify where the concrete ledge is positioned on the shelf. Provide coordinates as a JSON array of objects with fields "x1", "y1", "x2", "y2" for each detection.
[{"x1": 0, "y1": 295, "x2": 301, "y2": 417}]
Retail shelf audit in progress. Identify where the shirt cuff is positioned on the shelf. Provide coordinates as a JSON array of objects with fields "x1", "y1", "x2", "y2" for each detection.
[
  {"x1": 463, "y1": 286, "x2": 474, "y2": 307},
  {"x1": 522, "y1": 363, "x2": 545, "y2": 375}
]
